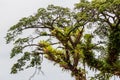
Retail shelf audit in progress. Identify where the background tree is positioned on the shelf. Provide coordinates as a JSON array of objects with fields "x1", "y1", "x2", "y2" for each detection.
[
  {"x1": 6, "y1": 0, "x2": 120, "y2": 80},
  {"x1": 75, "y1": 0, "x2": 120, "y2": 79}
]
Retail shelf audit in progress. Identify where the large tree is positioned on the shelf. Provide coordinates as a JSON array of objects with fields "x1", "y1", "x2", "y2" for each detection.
[{"x1": 6, "y1": 0, "x2": 120, "y2": 80}]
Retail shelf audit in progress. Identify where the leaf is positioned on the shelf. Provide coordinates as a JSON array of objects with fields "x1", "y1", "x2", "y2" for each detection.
[{"x1": 11, "y1": 46, "x2": 23, "y2": 58}]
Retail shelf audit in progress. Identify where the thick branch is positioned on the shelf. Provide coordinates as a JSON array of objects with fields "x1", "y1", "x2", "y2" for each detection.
[{"x1": 74, "y1": 26, "x2": 84, "y2": 47}]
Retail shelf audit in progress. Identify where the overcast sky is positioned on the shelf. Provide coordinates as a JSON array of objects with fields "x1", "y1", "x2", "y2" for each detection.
[{"x1": 0, "y1": 0, "x2": 80, "y2": 80}]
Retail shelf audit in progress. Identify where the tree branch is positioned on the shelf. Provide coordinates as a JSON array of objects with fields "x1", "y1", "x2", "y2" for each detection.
[{"x1": 74, "y1": 26, "x2": 84, "y2": 47}]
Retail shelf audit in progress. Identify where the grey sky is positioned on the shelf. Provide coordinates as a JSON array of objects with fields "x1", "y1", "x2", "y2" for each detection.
[{"x1": 0, "y1": 0, "x2": 80, "y2": 80}]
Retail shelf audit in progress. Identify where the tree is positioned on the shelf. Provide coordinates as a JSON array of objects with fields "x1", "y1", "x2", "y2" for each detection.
[{"x1": 6, "y1": 0, "x2": 120, "y2": 80}]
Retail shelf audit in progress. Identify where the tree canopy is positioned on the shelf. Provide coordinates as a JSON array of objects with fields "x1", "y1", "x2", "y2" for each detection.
[{"x1": 6, "y1": 0, "x2": 120, "y2": 80}]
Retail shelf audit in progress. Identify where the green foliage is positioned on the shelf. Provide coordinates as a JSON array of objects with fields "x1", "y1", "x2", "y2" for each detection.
[
  {"x1": 11, "y1": 46, "x2": 23, "y2": 58},
  {"x1": 11, "y1": 51, "x2": 41, "y2": 74},
  {"x1": 14, "y1": 38, "x2": 29, "y2": 45},
  {"x1": 90, "y1": 73, "x2": 113, "y2": 80},
  {"x1": 6, "y1": 0, "x2": 120, "y2": 80},
  {"x1": 11, "y1": 52, "x2": 30, "y2": 73}
]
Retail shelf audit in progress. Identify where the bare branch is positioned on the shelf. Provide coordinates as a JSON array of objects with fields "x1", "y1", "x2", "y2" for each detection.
[{"x1": 22, "y1": 44, "x2": 40, "y2": 49}]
